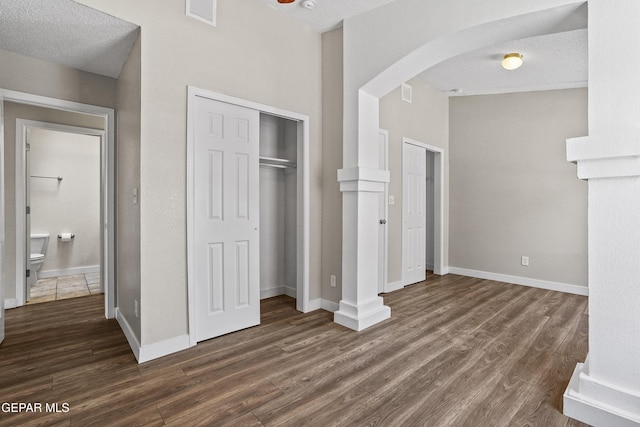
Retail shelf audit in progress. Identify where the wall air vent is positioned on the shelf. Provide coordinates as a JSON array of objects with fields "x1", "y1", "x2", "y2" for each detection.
[
  {"x1": 401, "y1": 83, "x2": 413, "y2": 103},
  {"x1": 186, "y1": 0, "x2": 217, "y2": 27}
]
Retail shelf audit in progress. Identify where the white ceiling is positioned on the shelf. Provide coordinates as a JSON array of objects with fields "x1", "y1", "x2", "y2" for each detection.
[
  {"x1": 262, "y1": 0, "x2": 396, "y2": 33},
  {"x1": 0, "y1": 0, "x2": 588, "y2": 94},
  {"x1": 418, "y1": 29, "x2": 588, "y2": 97},
  {"x1": 0, "y1": 0, "x2": 138, "y2": 79}
]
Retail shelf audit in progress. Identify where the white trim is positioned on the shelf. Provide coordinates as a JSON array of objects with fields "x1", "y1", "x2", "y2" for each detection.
[
  {"x1": 307, "y1": 298, "x2": 340, "y2": 313},
  {"x1": 564, "y1": 360, "x2": 640, "y2": 427},
  {"x1": 401, "y1": 138, "x2": 445, "y2": 287},
  {"x1": 116, "y1": 308, "x2": 141, "y2": 362},
  {"x1": 4, "y1": 299, "x2": 17, "y2": 310},
  {"x1": 448, "y1": 267, "x2": 589, "y2": 296},
  {"x1": 139, "y1": 335, "x2": 191, "y2": 364},
  {"x1": 260, "y1": 286, "x2": 297, "y2": 300},
  {"x1": 117, "y1": 308, "x2": 191, "y2": 364},
  {"x1": 378, "y1": 129, "x2": 389, "y2": 294},
  {"x1": 321, "y1": 299, "x2": 339, "y2": 313},
  {"x1": 307, "y1": 298, "x2": 323, "y2": 312},
  {"x1": 1, "y1": 89, "x2": 116, "y2": 319},
  {"x1": 186, "y1": 86, "x2": 311, "y2": 347},
  {"x1": 39, "y1": 265, "x2": 100, "y2": 279},
  {"x1": 383, "y1": 280, "x2": 404, "y2": 294}
]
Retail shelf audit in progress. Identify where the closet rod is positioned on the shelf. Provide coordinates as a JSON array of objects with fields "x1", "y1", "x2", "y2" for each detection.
[{"x1": 31, "y1": 175, "x2": 63, "y2": 181}]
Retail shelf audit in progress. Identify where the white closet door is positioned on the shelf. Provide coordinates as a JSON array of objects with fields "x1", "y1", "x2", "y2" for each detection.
[
  {"x1": 403, "y1": 142, "x2": 426, "y2": 285},
  {"x1": 193, "y1": 96, "x2": 260, "y2": 342}
]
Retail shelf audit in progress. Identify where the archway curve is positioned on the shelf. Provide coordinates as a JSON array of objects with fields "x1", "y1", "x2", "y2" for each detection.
[{"x1": 336, "y1": 1, "x2": 588, "y2": 332}]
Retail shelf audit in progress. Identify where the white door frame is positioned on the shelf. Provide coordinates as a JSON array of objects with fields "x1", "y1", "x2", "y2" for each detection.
[
  {"x1": 186, "y1": 86, "x2": 310, "y2": 347},
  {"x1": 0, "y1": 88, "x2": 116, "y2": 319},
  {"x1": 378, "y1": 129, "x2": 389, "y2": 294},
  {"x1": 402, "y1": 137, "x2": 444, "y2": 284},
  {"x1": 16, "y1": 120, "x2": 105, "y2": 305}
]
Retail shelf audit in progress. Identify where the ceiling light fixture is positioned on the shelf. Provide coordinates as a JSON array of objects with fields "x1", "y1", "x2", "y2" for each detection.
[
  {"x1": 501, "y1": 53, "x2": 523, "y2": 70},
  {"x1": 277, "y1": 0, "x2": 295, "y2": 3},
  {"x1": 302, "y1": 0, "x2": 315, "y2": 9}
]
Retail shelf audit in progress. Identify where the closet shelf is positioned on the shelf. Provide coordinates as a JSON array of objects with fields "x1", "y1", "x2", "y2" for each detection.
[{"x1": 259, "y1": 156, "x2": 297, "y2": 169}]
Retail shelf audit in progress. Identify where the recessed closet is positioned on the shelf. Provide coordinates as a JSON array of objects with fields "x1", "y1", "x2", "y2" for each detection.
[{"x1": 259, "y1": 113, "x2": 298, "y2": 301}]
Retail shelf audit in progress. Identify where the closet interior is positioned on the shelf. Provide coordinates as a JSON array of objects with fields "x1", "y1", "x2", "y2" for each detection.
[{"x1": 259, "y1": 113, "x2": 298, "y2": 301}]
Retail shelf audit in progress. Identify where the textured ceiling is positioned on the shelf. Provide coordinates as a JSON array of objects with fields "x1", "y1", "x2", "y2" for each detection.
[
  {"x1": 0, "y1": 0, "x2": 587, "y2": 95},
  {"x1": 0, "y1": 0, "x2": 139, "y2": 78},
  {"x1": 418, "y1": 29, "x2": 588, "y2": 97},
  {"x1": 262, "y1": 0, "x2": 396, "y2": 33}
]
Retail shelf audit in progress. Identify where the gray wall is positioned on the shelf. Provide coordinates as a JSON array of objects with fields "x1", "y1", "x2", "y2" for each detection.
[
  {"x1": 76, "y1": 0, "x2": 323, "y2": 345},
  {"x1": 449, "y1": 88, "x2": 588, "y2": 287},
  {"x1": 115, "y1": 33, "x2": 142, "y2": 341},
  {"x1": 30, "y1": 128, "x2": 101, "y2": 274},
  {"x1": 380, "y1": 78, "x2": 449, "y2": 285}
]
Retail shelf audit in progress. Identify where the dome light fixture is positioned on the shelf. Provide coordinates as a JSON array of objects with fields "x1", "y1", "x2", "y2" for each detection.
[
  {"x1": 302, "y1": 0, "x2": 315, "y2": 9},
  {"x1": 501, "y1": 53, "x2": 523, "y2": 71}
]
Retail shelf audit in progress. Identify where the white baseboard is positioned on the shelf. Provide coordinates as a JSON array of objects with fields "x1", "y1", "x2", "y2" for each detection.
[
  {"x1": 116, "y1": 308, "x2": 192, "y2": 363},
  {"x1": 383, "y1": 280, "x2": 404, "y2": 293},
  {"x1": 564, "y1": 360, "x2": 640, "y2": 426},
  {"x1": 116, "y1": 308, "x2": 141, "y2": 362},
  {"x1": 4, "y1": 298, "x2": 17, "y2": 309},
  {"x1": 283, "y1": 286, "x2": 296, "y2": 298},
  {"x1": 261, "y1": 285, "x2": 298, "y2": 300},
  {"x1": 40, "y1": 265, "x2": 100, "y2": 279},
  {"x1": 261, "y1": 286, "x2": 284, "y2": 299},
  {"x1": 139, "y1": 334, "x2": 191, "y2": 364},
  {"x1": 307, "y1": 298, "x2": 339, "y2": 313},
  {"x1": 321, "y1": 299, "x2": 339, "y2": 312},
  {"x1": 448, "y1": 267, "x2": 589, "y2": 296}
]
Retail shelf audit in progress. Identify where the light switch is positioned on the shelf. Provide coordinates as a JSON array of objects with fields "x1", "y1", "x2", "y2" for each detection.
[
  {"x1": 389, "y1": 195, "x2": 395, "y2": 205},
  {"x1": 132, "y1": 187, "x2": 138, "y2": 205}
]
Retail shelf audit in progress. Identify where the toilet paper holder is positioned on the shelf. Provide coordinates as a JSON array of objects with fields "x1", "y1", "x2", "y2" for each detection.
[{"x1": 57, "y1": 233, "x2": 75, "y2": 239}]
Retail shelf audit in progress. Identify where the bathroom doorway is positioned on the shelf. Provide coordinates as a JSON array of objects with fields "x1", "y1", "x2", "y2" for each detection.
[{"x1": 19, "y1": 121, "x2": 103, "y2": 304}]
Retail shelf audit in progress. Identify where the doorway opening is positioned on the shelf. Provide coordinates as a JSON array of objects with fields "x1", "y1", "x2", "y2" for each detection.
[
  {"x1": 402, "y1": 137, "x2": 444, "y2": 287},
  {"x1": 17, "y1": 120, "x2": 104, "y2": 304},
  {"x1": 1, "y1": 89, "x2": 116, "y2": 319}
]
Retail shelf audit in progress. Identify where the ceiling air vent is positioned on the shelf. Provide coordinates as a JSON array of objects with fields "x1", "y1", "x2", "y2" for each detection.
[
  {"x1": 401, "y1": 83, "x2": 413, "y2": 103},
  {"x1": 186, "y1": 0, "x2": 217, "y2": 27}
]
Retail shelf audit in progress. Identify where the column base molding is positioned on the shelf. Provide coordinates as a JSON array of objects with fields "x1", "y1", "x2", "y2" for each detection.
[
  {"x1": 565, "y1": 359, "x2": 640, "y2": 426},
  {"x1": 334, "y1": 296, "x2": 391, "y2": 331}
]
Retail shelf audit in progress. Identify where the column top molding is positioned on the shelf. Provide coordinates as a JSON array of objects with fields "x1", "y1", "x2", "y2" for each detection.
[
  {"x1": 567, "y1": 134, "x2": 640, "y2": 180},
  {"x1": 337, "y1": 167, "x2": 390, "y2": 193}
]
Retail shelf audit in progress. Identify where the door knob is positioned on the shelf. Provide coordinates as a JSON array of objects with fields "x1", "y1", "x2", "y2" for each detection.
[{"x1": 380, "y1": 219, "x2": 387, "y2": 224}]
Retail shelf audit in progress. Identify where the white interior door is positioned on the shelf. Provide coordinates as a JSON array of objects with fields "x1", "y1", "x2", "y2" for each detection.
[
  {"x1": 378, "y1": 129, "x2": 388, "y2": 294},
  {"x1": 193, "y1": 96, "x2": 260, "y2": 342},
  {"x1": 403, "y1": 141, "x2": 426, "y2": 285}
]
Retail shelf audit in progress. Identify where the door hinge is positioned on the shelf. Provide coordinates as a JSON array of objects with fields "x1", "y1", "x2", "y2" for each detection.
[
  {"x1": 26, "y1": 269, "x2": 31, "y2": 278},
  {"x1": 26, "y1": 142, "x2": 31, "y2": 151},
  {"x1": 26, "y1": 206, "x2": 30, "y2": 215}
]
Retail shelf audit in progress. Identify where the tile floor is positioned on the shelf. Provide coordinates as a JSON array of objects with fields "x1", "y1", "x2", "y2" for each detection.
[{"x1": 28, "y1": 272, "x2": 102, "y2": 304}]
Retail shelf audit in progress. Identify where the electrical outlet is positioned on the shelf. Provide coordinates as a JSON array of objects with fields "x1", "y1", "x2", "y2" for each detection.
[
  {"x1": 134, "y1": 300, "x2": 139, "y2": 318},
  {"x1": 330, "y1": 274, "x2": 337, "y2": 287},
  {"x1": 521, "y1": 256, "x2": 529, "y2": 266}
]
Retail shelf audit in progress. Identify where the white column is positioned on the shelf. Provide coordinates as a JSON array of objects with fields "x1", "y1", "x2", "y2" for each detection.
[
  {"x1": 334, "y1": 91, "x2": 391, "y2": 331},
  {"x1": 563, "y1": 1, "x2": 640, "y2": 425}
]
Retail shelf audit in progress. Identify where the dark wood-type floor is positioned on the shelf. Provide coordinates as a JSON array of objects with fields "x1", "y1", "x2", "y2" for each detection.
[{"x1": 0, "y1": 274, "x2": 589, "y2": 426}]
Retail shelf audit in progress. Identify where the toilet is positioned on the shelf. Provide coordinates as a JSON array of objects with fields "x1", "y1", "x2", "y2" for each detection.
[{"x1": 29, "y1": 233, "x2": 49, "y2": 286}]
